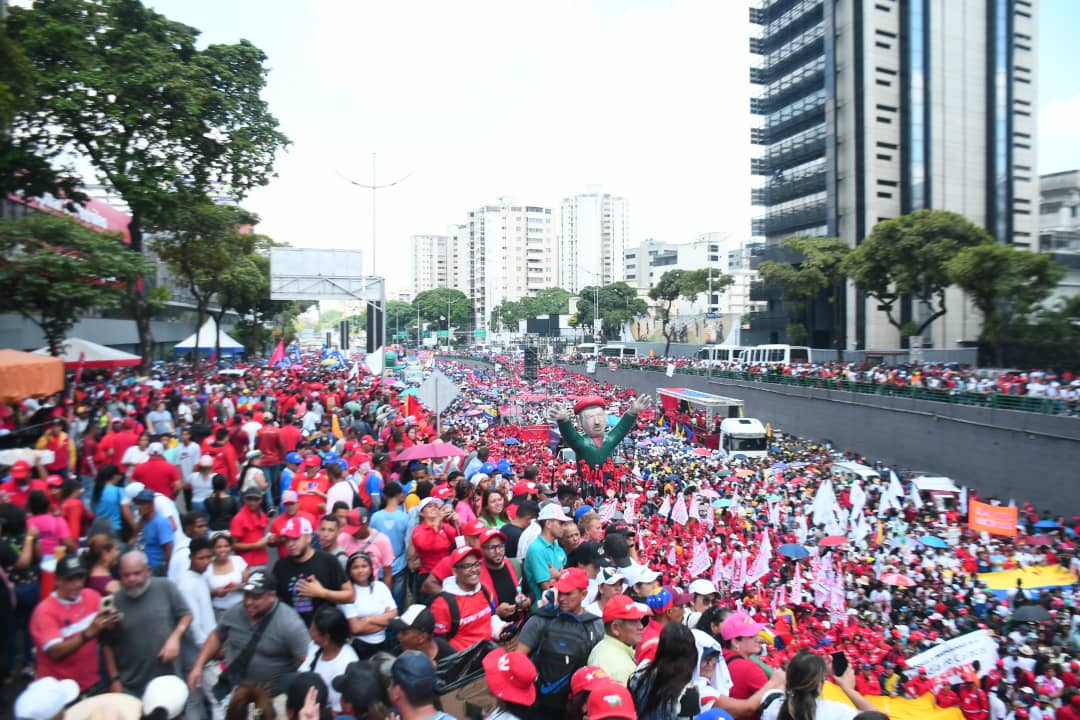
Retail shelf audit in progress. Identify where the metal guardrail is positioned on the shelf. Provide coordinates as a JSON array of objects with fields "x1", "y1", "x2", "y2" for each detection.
[{"x1": 538, "y1": 359, "x2": 1078, "y2": 418}]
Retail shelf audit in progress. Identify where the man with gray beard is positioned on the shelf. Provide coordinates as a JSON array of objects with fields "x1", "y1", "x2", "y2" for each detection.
[{"x1": 102, "y1": 551, "x2": 193, "y2": 696}]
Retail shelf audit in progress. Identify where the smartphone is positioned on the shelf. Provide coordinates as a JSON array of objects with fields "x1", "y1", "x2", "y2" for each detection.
[
  {"x1": 831, "y1": 651, "x2": 849, "y2": 677},
  {"x1": 100, "y1": 595, "x2": 115, "y2": 613}
]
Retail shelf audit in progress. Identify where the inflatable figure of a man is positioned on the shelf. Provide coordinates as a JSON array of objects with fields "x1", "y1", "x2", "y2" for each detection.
[{"x1": 547, "y1": 394, "x2": 652, "y2": 469}]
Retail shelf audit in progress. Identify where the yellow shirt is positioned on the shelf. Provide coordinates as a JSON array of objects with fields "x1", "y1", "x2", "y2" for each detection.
[{"x1": 405, "y1": 493, "x2": 420, "y2": 511}]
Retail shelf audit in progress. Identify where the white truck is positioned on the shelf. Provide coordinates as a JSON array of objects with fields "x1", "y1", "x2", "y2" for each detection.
[{"x1": 718, "y1": 417, "x2": 769, "y2": 459}]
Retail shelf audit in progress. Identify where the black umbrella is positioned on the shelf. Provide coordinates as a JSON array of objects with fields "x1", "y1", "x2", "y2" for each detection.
[{"x1": 1010, "y1": 605, "x2": 1052, "y2": 623}]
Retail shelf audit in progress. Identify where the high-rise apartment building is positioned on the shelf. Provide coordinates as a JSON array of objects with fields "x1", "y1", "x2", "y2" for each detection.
[
  {"x1": 411, "y1": 234, "x2": 450, "y2": 294},
  {"x1": 750, "y1": 0, "x2": 1037, "y2": 350},
  {"x1": 462, "y1": 200, "x2": 557, "y2": 330},
  {"x1": 560, "y1": 190, "x2": 629, "y2": 293}
]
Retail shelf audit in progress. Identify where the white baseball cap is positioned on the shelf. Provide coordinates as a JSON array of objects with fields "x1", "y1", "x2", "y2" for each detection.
[
  {"x1": 537, "y1": 504, "x2": 571, "y2": 522},
  {"x1": 15, "y1": 677, "x2": 79, "y2": 720},
  {"x1": 124, "y1": 482, "x2": 146, "y2": 500},
  {"x1": 147, "y1": 442, "x2": 165, "y2": 455},
  {"x1": 142, "y1": 675, "x2": 189, "y2": 719},
  {"x1": 624, "y1": 566, "x2": 661, "y2": 586},
  {"x1": 688, "y1": 579, "x2": 718, "y2": 596}
]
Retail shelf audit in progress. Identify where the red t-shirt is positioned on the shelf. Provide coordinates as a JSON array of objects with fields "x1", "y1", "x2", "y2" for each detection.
[
  {"x1": 722, "y1": 650, "x2": 769, "y2": 716},
  {"x1": 431, "y1": 587, "x2": 493, "y2": 651},
  {"x1": 269, "y1": 510, "x2": 317, "y2": 545},
  {"x1": 293, "y1": 472, "x2": 329, "y2": 519},
  {"x1": 256, "y1": 426, "x2": 285, "y2": 466},
  {"x1": 636, "y1": 619, "x2": 664, "y2": 665},
  {"x1": 30, "y1": 588, "x2": 102, "y2": 691},
  {"x1": 279, "y1": 424, "x2": 302, "y2": 453},
  {"x1": 132, "y1": 457, "x2": 180, "y2": 499},
  {"x1": 62, "y1": 497, "x2": 90, "y2": 539},
  {"x1": 411, "y1": 522, "x2": 457, "y2": 574},
  {"x1": 229, "y1": 505, "x2": 270, "y2": 566},
  {"x1": 0, "y1": 479, "x2": 49, "y2": 508}
]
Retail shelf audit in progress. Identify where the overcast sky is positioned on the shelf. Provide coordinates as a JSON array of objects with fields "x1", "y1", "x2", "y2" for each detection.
[{"x1": 132, "y1": 0, "x2": 1080, "y2": 295}]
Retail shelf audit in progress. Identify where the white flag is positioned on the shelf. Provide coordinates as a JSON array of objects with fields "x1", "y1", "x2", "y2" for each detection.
[
  {"x1": 667, "y1": 543, "x2": 678, "y2": 566},
  {"x1": 959, "y1": 487, "x2": 969, "y2": 514},
  {"x1": 710, "y1": 551, "x2": 726, "y2": 587},
  {"x1": 364, "y1": 346, "x2": 384, "y2": 376},
  {"x1": 599, "y1": 501, "x2": 618, "y2": 522},
  {"x1": 657, "y1": 496, "x2": 672, "y2": 519},
  {"x1": 690, "y1": 540, "x2": 712, "y2": 578},
  {"x1": 811, "y1": 479, "x2": 836, "y2": 528},
  {"x1": 623, "y1": 497, "x2": 636, "y2": 525},
  {"x1": 666, "y1": 363, "x2": 676, "y2": 377},
  {"x1": 670, "y1": 494, "x2": 690, "y2": 525},
  {"x1": 347, "y1": 361, "x2": 359, "y2": 381},
  {"x1": 688, "y1": 494, "x2": 701, "y2": 520},
  {"x1": 849, "y1": 481, "x2": 866, "y2": 518},
  {"x1": 745, "y1": 531, "x2": 773, "y2": 584},
  {"x1": 791, "y1": 563, "x2": 803, "y2": 603},
  {"x1": 909, "y1": 480, "x2": 923, "y2": 509}
]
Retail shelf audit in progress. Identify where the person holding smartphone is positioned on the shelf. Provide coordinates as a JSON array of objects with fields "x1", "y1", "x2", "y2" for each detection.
[{"x1": 759, "y1": 651, "x2": 878, "y2": 720}]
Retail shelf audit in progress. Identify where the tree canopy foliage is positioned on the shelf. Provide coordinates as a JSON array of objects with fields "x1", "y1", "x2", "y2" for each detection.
[
  {"x1": 489, "y1": 287, "x2": 572, "y2": 331},
  {"x1": 573, "y1": 282, "x2": 648, "y2": 340},
  {"x1": 6, "y1": 0, "x2": 289, "y2": 367},
  {"x1": 648, "y1": 269, "x2": 730, "y2": 355},
  {"x1": 412, "y1": 288, "x2": 473, "y2": 340},
  {"x1": 0, "y1": 213, "x2": 150, "y2": 354}
]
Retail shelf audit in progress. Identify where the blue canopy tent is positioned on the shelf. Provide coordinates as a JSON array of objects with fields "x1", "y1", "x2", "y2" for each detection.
[{"x1": 172, "y1": 319, "x2": 245, "y2": 359}]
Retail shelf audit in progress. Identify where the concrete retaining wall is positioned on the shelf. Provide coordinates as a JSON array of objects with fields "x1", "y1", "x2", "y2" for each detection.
[{"x1": 553, "y1": 363, "x2": 1079, "y2": 511}]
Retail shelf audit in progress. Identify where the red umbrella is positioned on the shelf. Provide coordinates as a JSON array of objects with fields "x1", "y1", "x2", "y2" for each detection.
[
  {"x1": 1022, "y1": 535, "x2": 1054, "y2": 546},
  {"x1": 879, "y1": 572, "x2": 916, "y2": 587},
  {"x1": 392, "y1": 442, "x2": 466, "y2": 462},
  {"x1": 818, "y1": 535, "x2": 848, "y2": 547}
]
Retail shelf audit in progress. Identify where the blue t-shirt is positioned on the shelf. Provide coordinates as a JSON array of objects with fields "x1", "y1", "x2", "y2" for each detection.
[
  {"x1": 141, "y1": 513, "x2": 175, "y2": 570},
  {"x1": 369, "y1": 507, "x2": 410, "y2": 574},
  {"x1": 279, "y1": 468, "x2": 295, "y2": 511},
  {"x1": 94, "y1": 485, "x2": 126, "y2": 531},
  {"x1": 365, "y1": 471, "x2": 384, "y2": 508}
]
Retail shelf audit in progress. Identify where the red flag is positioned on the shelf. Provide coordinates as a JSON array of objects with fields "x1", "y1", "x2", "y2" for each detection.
[{"x1": 268, "y1": 341, "x2": 285, "y2": 367}]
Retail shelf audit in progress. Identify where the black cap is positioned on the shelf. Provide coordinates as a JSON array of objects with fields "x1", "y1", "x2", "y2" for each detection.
[
  {"x1": 242, "y1": 567, "x2": 276, "y2": 594},
  {"x1": 56, "y1": 555, "x2": 88, "y2": 580},
  {"x1": 569, "y1": 540, "x2": 604, "y2": 568},
  {"x1": 331, "y1": 661, "x2": 387, "y2": 711}
]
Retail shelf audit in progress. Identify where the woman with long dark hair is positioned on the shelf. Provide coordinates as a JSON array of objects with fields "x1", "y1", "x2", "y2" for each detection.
[
  {"x1": 760, "y1": 651, "x2": 876, "y2": 720},
  {"x1": 90, "y1": 463, "x2": 133, "y2": 538},
  {"x1": 85, "y1": 533, "x2": 120, "y2": 595},
  {"x1": 303, "y1": 606, "x2": 359, "y2": 713},
  {"x1": 628, "y1": 622, "x2": 701, "y2": 720},
  {"x1": 478, "y1": 488, "x2": 510, "y2": 528},
  {"x1": 342, "y1": 552, "x2": 397, "y2": 659}
]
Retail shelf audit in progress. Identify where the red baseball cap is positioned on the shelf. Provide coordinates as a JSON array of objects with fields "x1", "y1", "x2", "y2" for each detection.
[
  {"x1": 303, "y1": 455, "x2": 322, "y2": 467},
  {"x1": 586, "y1": 681, "x2": 635, "y2": 720},
  {"x1": 280, "y1": 516, "x2": 313, "y2": 539},
  {"x1": 449, "y1": 546, "x2": 482, "y2": 567},
  {"x1": 554, "y1": 567, "x2": 589, "y2": 593},
  {"x1": 46, "y1": 475, "x2": 64, "y2": 488},
  {"x1": 571, "y1": 666, "x2": 610, "y2": 696},
  {"x1": 431, "y1": 484, "x2": 454, "y2": 500},
  {"x1": 482, "y1": 648, "x2": 536, "y2": 706},
  {"x1": 512, "y1": 481, "x2": 538, "y2": 497},
  {"x1": 479, "y1": 528, "x2": 507, "y2": 546},
  {"x1": 602, "y1": 595, "x2": 650, "y2": 624},
  {"x1": 360, "y1": 435, "x2": 376, "y2": 444},
  {"x1": 462, "y1": 519, "x2": 487, "y2": 537},
  {"x1": 9, "y1": 460, "x2": 30, "y2": 480}
]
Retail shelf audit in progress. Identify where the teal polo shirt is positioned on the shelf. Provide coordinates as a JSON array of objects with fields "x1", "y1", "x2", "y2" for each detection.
[{"x1": 524, "y1": 533, "x2": 567, "y2": 601}]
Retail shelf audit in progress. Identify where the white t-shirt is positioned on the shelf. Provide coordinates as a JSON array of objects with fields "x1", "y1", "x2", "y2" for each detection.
[
  {"x1": 761, "y1": 692, "x2": 855, "y2": 720},
  {"x1": 121, "y1": 446, "x2": 149, "y2": 471},
  {"x1": 189, "y1": 470, "x2": 214, "y2": 504},
  {"x1": 342, "y1": 581, "x2": 395, "y2": 644},
  {"x1": 204, "y1": 554, "x2": 248, "y2": 610},
  {"x1": 302, "y1": 641, "x2": 359, "y2": 713}
]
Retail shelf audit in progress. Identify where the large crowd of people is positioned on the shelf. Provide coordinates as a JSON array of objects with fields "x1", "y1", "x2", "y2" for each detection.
[{"x1": 1, "y1": 348, "x2": 1078, "y2": 720}]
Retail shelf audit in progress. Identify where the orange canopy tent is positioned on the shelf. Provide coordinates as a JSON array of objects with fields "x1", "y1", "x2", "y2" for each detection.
[{"x1": 0, "y1": 349, "x2": 64, "y2": 403}]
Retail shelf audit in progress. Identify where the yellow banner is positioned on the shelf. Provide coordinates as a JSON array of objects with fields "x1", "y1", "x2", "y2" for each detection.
[
  {"x1": 978, "y1": 565, "x2": 1078, "y2": 591},
  {"x1": 822, "y1": 683, "x2": 965, "y2": 720}
]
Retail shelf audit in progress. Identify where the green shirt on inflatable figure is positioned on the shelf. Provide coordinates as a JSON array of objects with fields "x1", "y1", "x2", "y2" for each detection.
[{"x1": 548, "y1": 394, "x2": 652, "y2": 470}]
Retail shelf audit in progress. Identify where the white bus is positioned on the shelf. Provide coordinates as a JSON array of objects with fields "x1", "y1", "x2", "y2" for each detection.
[
  {"x1": 738, "y1": 344, "x2": 812, "y2": 365},
  {"x1": 696, "y1": 345, "x2": 746, "y2": 367},
  {"x1": 573, "y1": 343, "x2": 599, "y2": 358},
  {"x1": 598, "y1": 344, "x2": 638, "y2": 360}
]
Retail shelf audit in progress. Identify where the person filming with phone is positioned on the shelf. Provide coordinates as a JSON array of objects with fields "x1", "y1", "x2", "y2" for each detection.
[
  {"x1": 29, "y1": 554, "x2": 121, "y2": 694},
  {"x1": 759, "y1": 651, "x2": 878, "y2": 720}
]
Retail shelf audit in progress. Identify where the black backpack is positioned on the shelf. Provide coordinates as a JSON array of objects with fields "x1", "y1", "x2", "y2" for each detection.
[{"x1": 528, "y1": 609, "x2": 604, "y2": 715}]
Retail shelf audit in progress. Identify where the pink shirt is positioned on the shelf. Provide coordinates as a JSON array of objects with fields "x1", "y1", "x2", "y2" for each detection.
[
  {"x1": 337, "y1": 528, "x2": 394, "y2": 580},
  {"x1": 28, "y1": 514, "x2": 70, "y2": 556}
]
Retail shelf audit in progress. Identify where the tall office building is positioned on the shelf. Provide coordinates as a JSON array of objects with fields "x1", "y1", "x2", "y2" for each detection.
[
  {"x1": 560, "y1": 189, "x2": 629, "y2": 293},
  {"x1": 463, "y1": 199, "x2": 557, "y2": 330},
  {"x1": 750, "y1": 0, "x2": 1037, "y2": 350}
]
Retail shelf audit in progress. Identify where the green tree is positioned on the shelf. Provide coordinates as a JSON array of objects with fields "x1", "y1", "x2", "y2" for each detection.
[
  {"x1": 6, "y1": 0, "x2": 289, "y2": 369},
  {"x1": 648, "y1": 269, "x2": 729, "y2": 355},
  {"x1": 489, "y1": 299, "x2": 524, "y2": 332},
  {"x1": 843, "y1": 209, "x2": 994, "y2": 345},
  {"x1": 575, "y1": 282, "x2": 648, "y2": 341},
  {"x1": 759, "y1": 235, "x2": 851, "y2": 358},
  {"x1": 0, "y1": 213, "x2": 150, "y2": 354},
  {"x1": 385, "y1": 300, "x2": 415, "y2": 341},
  {"x1": 412, "y1": 288, "x2": 473, "y2": 342},
  {"x1": 523, "y1": 287, "x2": 573, "y2": 317},
  {"x1": 150, "y1": 203, "x2": 258, "y2": 367},
  {"x1": 948, "y1": 243, "x2": 1066, "y2": 366}
]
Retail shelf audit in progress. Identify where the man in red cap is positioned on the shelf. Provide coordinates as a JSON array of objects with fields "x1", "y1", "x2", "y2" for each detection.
[
  {"x1": 547, "y1": 393, "x2": 651, "y2": 469},
  {"x1": 268, "y1": 490, "x2": 317, "y2": 547},
  {"x1": 958, "y1": 670, "x2": 989, "y2": 720},
  {"x1": 0, "y1": 460, "x2": 48, "y2": 508},
  {"x1": 515, "y1": 567, "x2": 604, "y2": 717},
  {"x1": 588, "y1": 595, "x2": 649, "y2": 684},
  {"x1": 904, "y1": 666, "x2": 935, "y2": 697},
  {"x1": 420, "y1": 519, "x2": 488, "y2": 596},
  {"x1": 429, "y1": 546, "x2": 495, "y2": 651},
  {"x1": 294, "y1": 454, "x2": 329, "y2": 519}
]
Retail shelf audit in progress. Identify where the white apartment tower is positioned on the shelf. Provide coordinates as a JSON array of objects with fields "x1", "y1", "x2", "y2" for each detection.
[
  {"x1": 410, "y1": 234, "x2": 450, "y2": 294},
  {"x1": 560, "y1": 189, "x2": 629, "y2": 293},
  {"x1": 463, "y1": 200, "x2": 557, "y2": 330}
]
